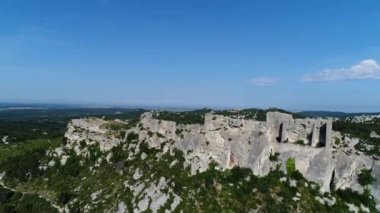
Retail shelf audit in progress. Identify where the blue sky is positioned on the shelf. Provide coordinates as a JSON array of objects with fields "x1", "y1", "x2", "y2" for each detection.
[{"x1": 1, "y1": 0, "x2": 380, "y2": 111}]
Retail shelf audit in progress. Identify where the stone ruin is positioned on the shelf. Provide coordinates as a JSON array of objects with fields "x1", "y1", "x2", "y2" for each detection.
[{"x1": 267, "y1": 112, "x2": 332, "y2": 148}]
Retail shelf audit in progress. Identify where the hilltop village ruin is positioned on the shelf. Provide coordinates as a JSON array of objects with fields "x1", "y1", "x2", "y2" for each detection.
[
  {"x1": 63, "y1": 110, "x2": 378, "y2": 198},
  {"x1": 267, "y1": 112, "x2": 332, "y2": 148}
]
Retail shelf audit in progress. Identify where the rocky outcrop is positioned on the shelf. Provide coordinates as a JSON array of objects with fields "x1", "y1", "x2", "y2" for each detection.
[
  {"x1": 348, "y1": 114, "x2": 380, "y2": 123},
  {"x1": 64, "y1": 118, "x2": 122, "y2": 152},
  {"x1": 64, "y1": 111, "x2": 380, "y2": 205}
]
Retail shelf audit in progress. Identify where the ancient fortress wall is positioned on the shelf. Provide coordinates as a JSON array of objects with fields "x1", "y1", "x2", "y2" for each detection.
[
  {"x1": 266, "y1": 112, "x2": 332, "y2": 148},
  {"x1": 64, "y1": 111, "x2": 380, "y2": 198}
]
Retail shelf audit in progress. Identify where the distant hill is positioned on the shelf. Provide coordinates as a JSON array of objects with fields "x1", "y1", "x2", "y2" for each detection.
[{"x1": 299, "y1": 111, "x2": 380, "y2": 119}]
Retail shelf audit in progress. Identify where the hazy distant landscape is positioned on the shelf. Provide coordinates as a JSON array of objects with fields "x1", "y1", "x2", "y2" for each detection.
[
  {"x1": 0, "y1": 105, "x2": 379, "y2": 212},
  {"x1": 2, "y1": 0, "x2": 380, "y2": 212}
]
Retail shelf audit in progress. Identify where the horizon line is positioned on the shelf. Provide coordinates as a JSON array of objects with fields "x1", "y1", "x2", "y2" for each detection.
[{"x1": 1, "y1": 101, "x2": 380, "y2": 114}]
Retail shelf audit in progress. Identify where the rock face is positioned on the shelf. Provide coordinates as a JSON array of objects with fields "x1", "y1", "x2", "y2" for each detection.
[
  {"x1": 267, "y1": 112, "x2": 332, "y2": 148},
  {"x1": 65, "y1": 111, "x2": 380, "y2": 204},
  {"x1": 64, "y1": 118, "x2": 122, "y2": 152},
  {"x1": 348, "y1": 114, "x2": 380, "y2": 123}
]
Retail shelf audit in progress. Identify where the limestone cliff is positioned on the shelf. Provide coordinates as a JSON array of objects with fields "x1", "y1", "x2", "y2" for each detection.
[{"x1": 64, "y1": 111, "x2": 380, "y2": 206}]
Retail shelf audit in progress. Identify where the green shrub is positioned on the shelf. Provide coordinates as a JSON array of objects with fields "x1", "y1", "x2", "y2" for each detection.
[
  {"x1": 290, "y1": 170, "x2": 303, "y2": 181},
  {"x1": 60, "y1": 154, "x2": 82, "y2": 177},
  {"x1": 358, "y1": 168, "x2": 376, "y2": 187},
  {"x1": 269, "y1": 151, "x2": 280, "y2": 161},
  {"x1": 126, "y1": 132, "x2": 139, "y2": 142},
  {"x1": 286, "y1": 158, "x2": 296, "y2": 175},
  {"x1": 118, "y1": 130, "x2": 126, "y2": 139},
  {"x1": 175, "y1": 129, "x2": 182, "y2": 135},
  {"x1": 110, "y1": 145, "x2": 126, "y2": 164},
  {"x1": 334, "y1": 138, "x2": 341, "y2": 145},
  {"x1": 0, "y1": 147, "x2": 45, "y2": 182},
  {"x1": 58, "y1": 192, "x2": 74, "y2": 205},
  {"x1": 152, "y1": 109, "x2": 209, "y2": 125},
  {"x1": 79, "y1": 140, "x2": 86, "y2": 149}
]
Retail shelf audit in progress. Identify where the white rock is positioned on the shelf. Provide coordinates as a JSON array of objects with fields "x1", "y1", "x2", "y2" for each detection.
[
  {"x1": 170, "y1": 194, "x2": 181, "y2": 211},
  {"x1": 60, "y1": 155, "x2": 69, "y2": 166},
  {"x1": 133, "y1": 168, "x2": 143, "y2": 180},
  {"x1": 370, "y1": 131, "x2": 380, "y2": 138},
  {"x1": 116, "y1": 201, "x2": 127, "y2": 213},
  {"x1": 48, "y1": 160, "x2": 56, "y2": 167},
  {"x1": 169, "y1": 160, "x2": 178, "y2": 168},
  {"x1": 2, "y1": 136, "x2": 9, "y2": 144},
  {"x1": 91, "y1": 190, "x2": 102, "y2": 201},
  {"x1": 360, "y1": 204, "x2": 370, "y2": 213},
  {"x1": 323, "y1": 196, "x2": 336, "y2": 206},
  {"x1": 127, "y1": 177, "x2": 169, "y2": 213},
  {"x1": 141, "y1": 152, "x2": 147, "y2": 160},
  {"x1": 315, "y1": 196, "x2": 324, "y2": 205},
  {"x1": 346, "y1": 203, "x2": 359, "y2": 213},
  {"x1": 0, "y1": 171, "x2": 5, "y2": 180},
  {"x1": 289, "y1": 179, "x2": 297, "y2": 187}
]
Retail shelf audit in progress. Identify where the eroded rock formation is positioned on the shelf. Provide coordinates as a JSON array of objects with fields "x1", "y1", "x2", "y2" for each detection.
[
  {"x1": 64, "y1": 111, "x2": 380, "y2": 206},
  {"x1": 267, "y1": 112, "x2": 332, "y2": 148}
]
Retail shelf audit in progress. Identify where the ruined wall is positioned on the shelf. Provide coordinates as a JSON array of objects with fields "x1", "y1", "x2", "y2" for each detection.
[
  {"x1": 64, "y1": 112, "x2": 380, "y2": 197},
  {"x1": 267, "y1": 112, "x2": 332, "y2": 148}
]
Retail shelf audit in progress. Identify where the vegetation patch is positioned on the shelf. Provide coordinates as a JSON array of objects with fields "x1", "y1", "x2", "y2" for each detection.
[
  {"x1": 333, "y1": 120, "x2": 380, "y2": 158},
  {"x1": 269, "y1": 151, "x2": 280, "y2": 162},
  {"x1": 0, "y1": 185, "x2": 58, "y2": 213},
  {"x1": 153, "y1": 109, "x2": 211, "y2": 125},
  {"x1": 214, "y1": 108, "x2": 303, "y2": 122},
  {"x1": 295, "y1": 140, "x2": 306, "y2": 145},
  {"x1": 286, "y1": 157, "x2": 296, "y2": 175},
  {"x1": 358, "y1": 168, "x2": 376, "y2": 187}
]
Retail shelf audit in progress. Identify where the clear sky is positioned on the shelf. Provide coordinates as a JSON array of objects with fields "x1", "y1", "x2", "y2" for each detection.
[{"x1": 1, "y1": 0, "x2": 380, "y2": 111}]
